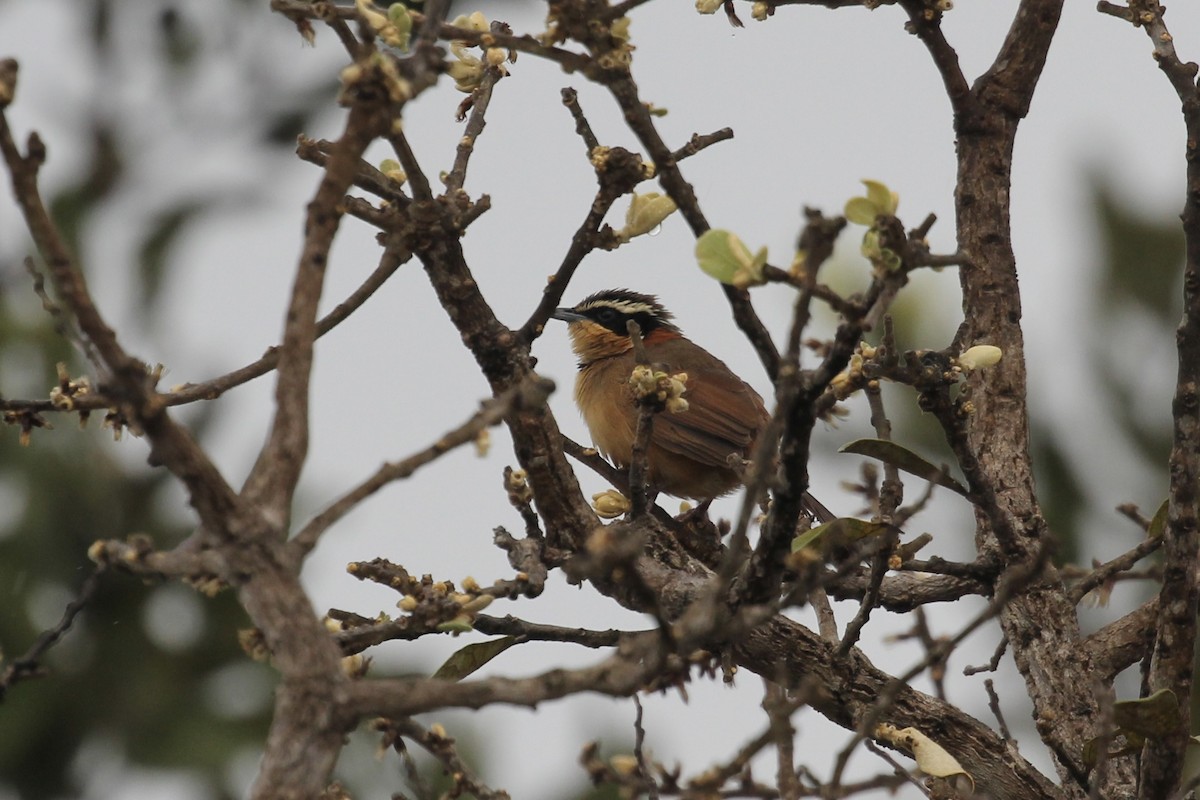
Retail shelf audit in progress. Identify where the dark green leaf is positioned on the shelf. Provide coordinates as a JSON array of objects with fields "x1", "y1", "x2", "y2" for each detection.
[
  {"x1": 791, "y1": 518, "x2": 889, "y2": 554},
  {"x1": 1113, "y1": 688, "x2": 1181, "y2": 738},
  {"x1": 1148, "y1": 499, "x2": 1169, "y2": 539},
  {"x1": 432, "y1": 636, "x2": 519, "y2": 681},
  {"x1": 1093, "y1": 175, "x2": 1184, "y2": 322},
  {"x1": 138, "y1": 203, "x2": 204, "y2": 307},
  {"x1": 839, "y1": 438, "x2": 968, "y2": 496}
]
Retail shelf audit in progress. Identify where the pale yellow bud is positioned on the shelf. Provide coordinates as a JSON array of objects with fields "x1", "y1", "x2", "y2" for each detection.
[
  {"x1": 610, "y1": 754, "x2": 640, "y2": 776},
  {"x1": 957, "y1": 345, "x2": 1003, "y2": 371},
  {"x1": 616, "y1": 192, "x2": 678, "y2": 243},
  {"x1": 592, "y1": 490, "x2": 631, "y2": 519}
]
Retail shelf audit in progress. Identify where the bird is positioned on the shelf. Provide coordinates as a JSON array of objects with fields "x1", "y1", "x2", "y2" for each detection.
[{"x1": 552, "y1": 288, "x2": 771, "y2": 501}]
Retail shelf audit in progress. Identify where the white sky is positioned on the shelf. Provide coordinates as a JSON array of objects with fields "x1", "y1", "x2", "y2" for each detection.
[{"x1": 1, "y1": 0, "x2": 1197, "y2": 797}]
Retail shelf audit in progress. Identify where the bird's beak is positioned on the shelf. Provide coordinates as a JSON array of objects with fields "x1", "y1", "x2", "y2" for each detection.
[{"x1": 552, "y1": 308, "x2": 586, "y2": 323}]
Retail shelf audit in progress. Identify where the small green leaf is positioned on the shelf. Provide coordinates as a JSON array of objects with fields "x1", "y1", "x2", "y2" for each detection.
[
  {"x1": 1082, "y1": 737, "x2": 1100, "y2": 769},
  {"x1": 618, "y1": 192, "x2": 677, "y2": 242},
  {"x1": 432, "y1": 636, "x2": 518, "y2": 681},
  {"x1": 1148, "y1": 498, "x2": 1169, "y2": 539},
  {"x1": 731, "y1": 245, "x2": 769, "y2": 289},
  {"x1": 750, "y1": 245, "x2": 768, "y2": 273},
  {"x1": 839, "y1": 438, "x2": 969, "y2": 496},
  {"x1": 696, "y1": 229, "x2": 754, "y2": 285},
  {"x1": 1113, "y1": 688, "x2": 1181, "y2": 738},
  {"x1": 435, "y1": 616, "x2": 476, "y2": 634},
  {"x1": 860, "y1": 228, "x2": 882, "y2": 261},
  {"x1": 791, "y1": 518, "x2": 889, "y2": 553},
  {"x1": 387, "y1": 3, "x2": 413, "y2": 32},
  {"x1": 844, "y1": 196, "x2": 879, "y2": 226},
  {"x1": 879, "y1": 247, "x2": 903, "y2": 273},
  {"x1": 861, "y1": 179, "x2": 898, "y2": 215}
]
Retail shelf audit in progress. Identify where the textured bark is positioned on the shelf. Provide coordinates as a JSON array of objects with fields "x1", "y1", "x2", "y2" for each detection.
[
  {"x1": 945, "y1": 1, "x2": 1134, "y2": 795},
  {"x1": 1133, "y1": 4, "x2": 1200, "y2": 793}
]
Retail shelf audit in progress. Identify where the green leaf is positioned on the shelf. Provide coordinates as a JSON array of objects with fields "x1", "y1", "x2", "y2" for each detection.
[
  {"x1": 432, "y1": 636, "x2": 519, "y2": 681},
  {"x1": 791, "y1": 517, "x2": 889, "y2": 553},
  {"x1": 861, "y1": 179, "x2": 897, "y2": 215},
  {"x1": 839, "y1": 438, "x2": 969, "y2": 496},
  {"x1": 137, "y1": 203, "x2": 204, "y2": 309},
  {"x1": 1148, "y1": 498, "x2": 1169, "y2": 539},
  {"x1": 696, "y1": 229, "x2": 752, "y2": 285},
  {"x1": 844, "y1": 196, "x2": 879, "y2": 226},
  {"x1": 1113, "y1": 688, "x2": 1181, "y2": 738},
  {"x1": 435, "y1": 615, "x2": 476, "y2": 634}
]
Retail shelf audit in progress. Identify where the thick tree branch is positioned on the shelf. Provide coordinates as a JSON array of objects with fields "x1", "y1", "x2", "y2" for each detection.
[
  {"x1": 1097, "y1": 3, "x2": 1200, "y2": 794},
  {"x1": 242, "y1": 84, "x2": 389, "y2": 524}
]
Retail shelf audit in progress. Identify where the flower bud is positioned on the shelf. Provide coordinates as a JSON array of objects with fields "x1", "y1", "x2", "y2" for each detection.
[
  {"x1": 957, "y1": 345, "x2": 1002, "y2": 371},
  {"x1": 592, "y1": 490, "x2": 631, "y2": 519},
  {"x1": 616, "y1": 192, "x2": 677, "y2": 243}
]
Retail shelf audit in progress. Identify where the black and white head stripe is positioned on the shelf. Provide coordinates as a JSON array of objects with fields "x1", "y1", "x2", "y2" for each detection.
[{"x1": 572, "y1": 289, "x2": 679, "y2": 335}]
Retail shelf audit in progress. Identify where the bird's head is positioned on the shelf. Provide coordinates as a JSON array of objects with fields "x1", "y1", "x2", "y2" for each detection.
[{"x1": 552, "y1": 289, "x2": 680, "y2": 364}]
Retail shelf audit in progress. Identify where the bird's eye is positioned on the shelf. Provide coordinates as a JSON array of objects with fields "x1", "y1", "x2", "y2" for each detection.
[{"x1": 594, "y1": 308, "x2": 618, "y2": 324}]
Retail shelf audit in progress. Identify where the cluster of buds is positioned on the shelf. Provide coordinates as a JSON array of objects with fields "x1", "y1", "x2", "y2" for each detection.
[
  {"x1": 829, "y1": 341, "x2": 878, "y2": 400},
  {"x1": 594, "y1": 16, "x2": 635, "y2": 70},
  {"x1": 392, "y1": 572, "x2": 494, "y2": 634},
  {"x1": 751, "y1": 2, "x2": 773, "y2": 21},
  {"x1": 48, "y1": 362, "x2": 91, "y2": 411},
  {"x1": 845, "y1": 179, "x2": 903, "y2": 274},
  {"x1": 628, "y1": 364, "x2": 689, "y2": 414},
  {"x1": 829, "y1": 341, "x2": 1003, "y2": 403},
  {"x1": 340, "y1": 52, "x2": 412, "y2": 104},
  {"x1": 447, "y1": 12, "x2": 511, "y2": 94},
  {"x1": 589, "y1": 145, "x2": 656, "y2": 180},
  {"x1": 504, "y1": 467, "x2": 533, "y2": 505},
  {"x1": 5, "y1": 409, "x2": 50, "y2": 447},
  {"x1": 354, "y1": 0, "x2": 412, "y2": 51}
]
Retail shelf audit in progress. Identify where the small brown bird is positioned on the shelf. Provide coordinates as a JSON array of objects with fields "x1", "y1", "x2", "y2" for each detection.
[{"x1": 553, "y1": 289, "x2": 770, "y2": 501}]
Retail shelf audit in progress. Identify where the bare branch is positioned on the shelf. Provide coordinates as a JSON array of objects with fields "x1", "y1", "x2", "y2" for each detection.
[
  {"x1": 242, "y1": 75, "x2": 389, "y2": 523},
  {"x1": 0, "y1": 567, "x2": 104, "y2": 701},
  {"x1": 289, "y1": 377, "x2": 553, "y2": 560}
]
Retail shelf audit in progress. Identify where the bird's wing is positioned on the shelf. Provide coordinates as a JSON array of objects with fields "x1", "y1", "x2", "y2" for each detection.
[{"x1": 652, "y1": 362, "x2": 769, "y2": 467}]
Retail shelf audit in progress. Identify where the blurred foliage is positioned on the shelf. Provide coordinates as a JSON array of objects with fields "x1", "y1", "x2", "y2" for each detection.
[
  {"x1": 0, "y1": 184, "x2": 272, "y2": 798},
  {"x1": 1030, "y1": 425, "x2": 1087, "y2": 566},
  {"x1": 0, "y1": 2, "x2": 626, "y2": 798},
  {"x1": 1036, "y1": 174, "x2": 1182, "y2": 563},
  {"x1": 1094, "y1": 176, "x2": 1184, "y2": 319},
  {"x1": 0, "y1": 1, "x2": 311, "y2": 796}
]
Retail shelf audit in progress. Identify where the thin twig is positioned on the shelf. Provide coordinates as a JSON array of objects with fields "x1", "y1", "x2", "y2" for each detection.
[
  {"x1": 984, "y1": 679, "x2": 1014, "y2": 742},
  {"x1": 289, "y1": 377, "x2": 552, "y2": 559},
  {"x1": 445, "y1": 61, "x2": 502, "y2": 193},
  {"x1": 0, "y1": 567, "x2": 104, "y2": 700},
  {"x1": 626, "y1": 320, "x2": 654, "y2": 517},
  {"x1": 633, "y1": 697, "x2": 660, "y2": 800}
]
